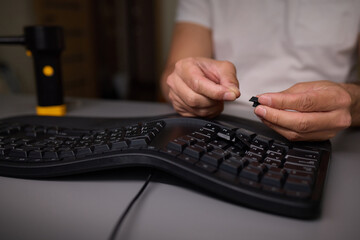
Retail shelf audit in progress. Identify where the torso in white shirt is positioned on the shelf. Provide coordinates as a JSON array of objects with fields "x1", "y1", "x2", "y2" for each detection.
[{"x1": 176, "y1": 0, "x2": 360, "y2": 104}]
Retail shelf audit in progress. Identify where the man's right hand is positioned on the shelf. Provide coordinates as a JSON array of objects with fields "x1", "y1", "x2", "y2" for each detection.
[{"x1": 166, "y1": 57, "x2": 240, "y2": 118}]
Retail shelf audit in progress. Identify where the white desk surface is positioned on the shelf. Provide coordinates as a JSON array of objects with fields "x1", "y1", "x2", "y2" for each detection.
[{"x1": 0, "y1": 94, "x2": 359, "y2": 240}]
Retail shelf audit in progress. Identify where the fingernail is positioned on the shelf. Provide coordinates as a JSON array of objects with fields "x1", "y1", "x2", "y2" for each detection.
[
  {"x1": 223, "y1": 92, "x2": 236, "y2": 101},
  {"x1": 259, "y1": 95, "x2": 271, "y2": 106},
  {"x1": 228, "y1": 85, "x2": 240, "y2": 96},
  {"x1": 255, "y1": 106, "x2": 266, "y2": 118}
]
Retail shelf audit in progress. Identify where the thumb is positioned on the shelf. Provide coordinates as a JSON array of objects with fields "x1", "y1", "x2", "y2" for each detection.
[{"x1": 208, "y1": 60, "x2": 240, "y2": 99}]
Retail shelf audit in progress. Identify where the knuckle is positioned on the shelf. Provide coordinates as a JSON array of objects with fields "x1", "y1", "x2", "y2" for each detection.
[
  {"x1": 297, "y1": 117, "x2": 311, "y2": 133},
  {"x1": 185, "y1": 94, "x2": 200, "y2": 108},
  {"x1": 166, "y1": 73, "x2": 175, "y2": 87},
  {"x1": 338, "y1": 91, "x2": 352, "y2": 107},
  {"x1": 197, "y1": 109, "x2": 211, "y2": 117},
  {"x1": 337, "y1": 113, "x2": 352, "y2": 129},
  {"x1": 270, "y1": 112, "x2": 280, "y2": 125},
  {"x1": 286, "y1": 132, "x2": 302, "y2": 141},
  {"x1": 300, "y1": 95, "x2": 315, "y2": 111},
  {"x1": 221, "y1": 60, "x2": 235, "y2": 70},
  {"x1": 191, "y1": 77, "x2": 200, "y2": 92},
  {"x1": 174, "y1": 59, "x2": 185, "y2": 70}
]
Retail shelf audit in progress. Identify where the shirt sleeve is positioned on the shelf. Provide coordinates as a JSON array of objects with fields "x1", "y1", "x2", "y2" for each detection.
[{"x1": 176, "y1": 0, "x2": 212, "y2": 29}]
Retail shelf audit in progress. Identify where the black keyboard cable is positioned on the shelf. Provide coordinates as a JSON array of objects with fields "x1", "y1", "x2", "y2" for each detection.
[{"x1": 108, "y1": 169, "x2": 153, "y2": 240}]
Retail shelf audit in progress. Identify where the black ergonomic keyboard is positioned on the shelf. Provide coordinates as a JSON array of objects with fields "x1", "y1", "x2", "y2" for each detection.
[{"x1": 0, "y1": 114, "x2": 331, "y2": 219}]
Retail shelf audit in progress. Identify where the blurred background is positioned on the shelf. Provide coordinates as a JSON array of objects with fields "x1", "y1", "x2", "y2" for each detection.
[{"x1": 0, "y1": 0, "x2": 177, "y2": 102}]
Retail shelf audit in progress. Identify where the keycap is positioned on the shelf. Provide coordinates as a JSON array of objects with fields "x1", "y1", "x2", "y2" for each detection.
[
  {"x1": 111, "y1": 140, "x2": 129, "y2": 150},
  {"x1": 183, "y1": 145, "x2": 205, "y2": 159},
  {"x1": 240, "y1": 166, "x2": 263, "y2": 182},
  {"x1": 217, "y1": 128, "x2": 235, "y2": 141},
  {"x1": 261, "y1": 172, "x2": 284, "y2": 188},
  {"x1": 287, "y1": 149, "x2": 320, "y2": 160},
  {"x1": 284, "y1": 177, "x2": 312, "y2": 193},
  {"x1": 285, "y1": 156, "x2": 318, "y2": 168},
  {"x1": 201, "y1": 152, "x2": 224, "y2": 167},
  {"x1": 177, "y1": 154, "x2": 198, "y2": 165},
  {"x1": 195, "y1": 161, "x2": 217, "y2": 173},
  {"x1": 167, "y1": 139, "x2": 187, "y2": 152},
  {"x1": 179, "y1": 135, "x2": 196, "y2": 145},
  {"x1": 129, "y1": 137, "x2": 149, "y2": 148},
  {"x1": 220, "y1": 157, "x2": 244, "y2": 174}
]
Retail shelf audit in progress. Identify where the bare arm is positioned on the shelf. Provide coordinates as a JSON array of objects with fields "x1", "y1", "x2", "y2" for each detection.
[
  {"x1": 161, "y1": 22, "x2": 213, "y2": 101},
  {"x1": 161, "y1": 22, "x2": 240, "y2": 118}
]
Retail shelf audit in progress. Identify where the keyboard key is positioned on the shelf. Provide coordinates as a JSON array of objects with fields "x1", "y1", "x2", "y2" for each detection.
[
  {"x1": 252, "y1": 136, "x2": 272, "y2": 150},
  {"x1": 244, "y1": 152, "x2": 263, "y2": 162},
  {"x1": 209, "y1": 139, "x2": 229, "y2": 149},
  {"x1": 265, "y1": 151, "x2": 284, "y2": 161},
  {"x1": 220, "y1": 157, "x2": 244, "y2": 174},
  {"x1": 235, "y1": 128, "x2": 255, "y2": 142},
  {"x1": 111, "y1": 140, "x2": 129, "y2": 150},
  {"x1": 183, "y1": 145, "x2": 205, "y2": 159},
  {"x1": 9, "y1": 149, "x2": 27, "y2": 158},
  {"x1": 261, "y1": 172, "x2": 284, "y2": 188},
  {"x1": 76, "y1": 148, "x2": 92, "y2": 157},
  {"x1": 268, "y1": 144, "x2": 285, "y2": 155},
  {"x1": 43, "y1": 151, "x2": 58, "y2": 159},
  {"x1": 239, "y1": 178, "x2": 261, "y2": 189},
  {"x1": 217, "y1": 128, "x2": 235, "y2": 141},
  {"x1": 201, "y1": 152, "x2": 223, "y2": 167},
  {"x1": 177, "y1": 154, "x2": 198, "y2": 165},
  {"x1": 93, "y1": 144, "x2": 110, "y2": 153},
  {"x1": 263, "y1": 158, "x2": 282, "y2": 168},
  {"x1": 226, "y1": 146, "x2": 244, "y2": 156},
  {"x1": 263, "y1": 185, "x2": 285, "y2": 196},
  {"x1": 240, "y1": 166, "x2": 263, "y2": 182},
  {"x1": 285, "y1": 156, "x2": 318, "y2": 168},
  {"x1": 28, "y1": 150, "x2": 43, "y2": 158},
  {"x1": 195, "y1": 161, "x2": 217, "y2": 173},
  {"x1": 283, "y1": 163, "x2": 315, "y2": 174},
  {"x1": 203, "y1": 123, "x2": 220, "y2": 132},
  {"x1": 129, "y1": 137, "x2": 150, "y2": 148},
  {"x1": 179, "y1": 135, "x2": 197, "y2": 145},
  {"x1": 286, "y1": 190, "x2": 311, "y2": 199},
  {"x1": 58, "y1": 150, "x2": 75, "y2": 159},
  {"x1": 191, "y1": 132, "x2": 211, "y2": 142},
  {"x1": 194, "y1": 142, "x2": 213, "y2": 152},
  {"x1": 160, "y1": 148, "x2": 180, "y2": 157},
  {"x1": 287, "y1": 149, "x2": 320, "y2": 160},
  {"x1": 284, "y1": 177, "x2": 312, "y2": 193},
  {"x1": 167, "y1": 139, "x2": 187, "y2": 152},
  {"x1": 287, "y1": 170, "x2": 314, "y2": 182}
]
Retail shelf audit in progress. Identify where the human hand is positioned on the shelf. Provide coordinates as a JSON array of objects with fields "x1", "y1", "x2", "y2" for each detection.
[
  {"x1": 166, "y1": 57, "x2": 240, "y2": 118},
  {"x1": 254, "y1": 81, "x2": 352, "y2": 141}
]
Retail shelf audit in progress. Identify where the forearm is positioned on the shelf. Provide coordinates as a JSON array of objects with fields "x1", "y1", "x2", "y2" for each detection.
[
  {"x1": 160, "y1": 22, "x2": 213, "y2": 102},
  {"x1": 341, "y1": 83, "x2": 360, "y2": 126}
]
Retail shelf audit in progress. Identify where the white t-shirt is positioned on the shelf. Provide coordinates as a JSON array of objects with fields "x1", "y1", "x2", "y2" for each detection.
[{"x1": 176, "y1": 0, "x2": 360, "y2": 104}]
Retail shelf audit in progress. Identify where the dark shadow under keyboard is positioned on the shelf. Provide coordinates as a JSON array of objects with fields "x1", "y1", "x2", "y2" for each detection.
[{"x1": 0, "y1": 114, "x2": 331, "y2": 219}]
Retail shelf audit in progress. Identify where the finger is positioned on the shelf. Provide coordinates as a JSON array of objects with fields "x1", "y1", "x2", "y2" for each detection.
[
  {"x1": 169, "y1": 74, "x2": 218, "y2": 108},
  {"x1": 258, "y1": 90, "x2": 344, "y2": 112},
  {"x1": 169, "y1": 90, "x2": 223, "y2": 118},
  {"x1": 177, "y1": 61, "x2": 239, "y2": 101},
  {"x1": 261, "y1": 119, "x2": 337, "y2": 141},
  {"x1": 254, "y1": 105, "x2": 350, "y2": 133},
  {"x1": 197, "y1": 59, "x2": 240, "y2": 95}
]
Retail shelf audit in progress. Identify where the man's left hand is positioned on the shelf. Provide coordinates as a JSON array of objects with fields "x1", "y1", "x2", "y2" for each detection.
[{"x1": 254, "y1": 81, "x2": 352, "y2": 141}]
